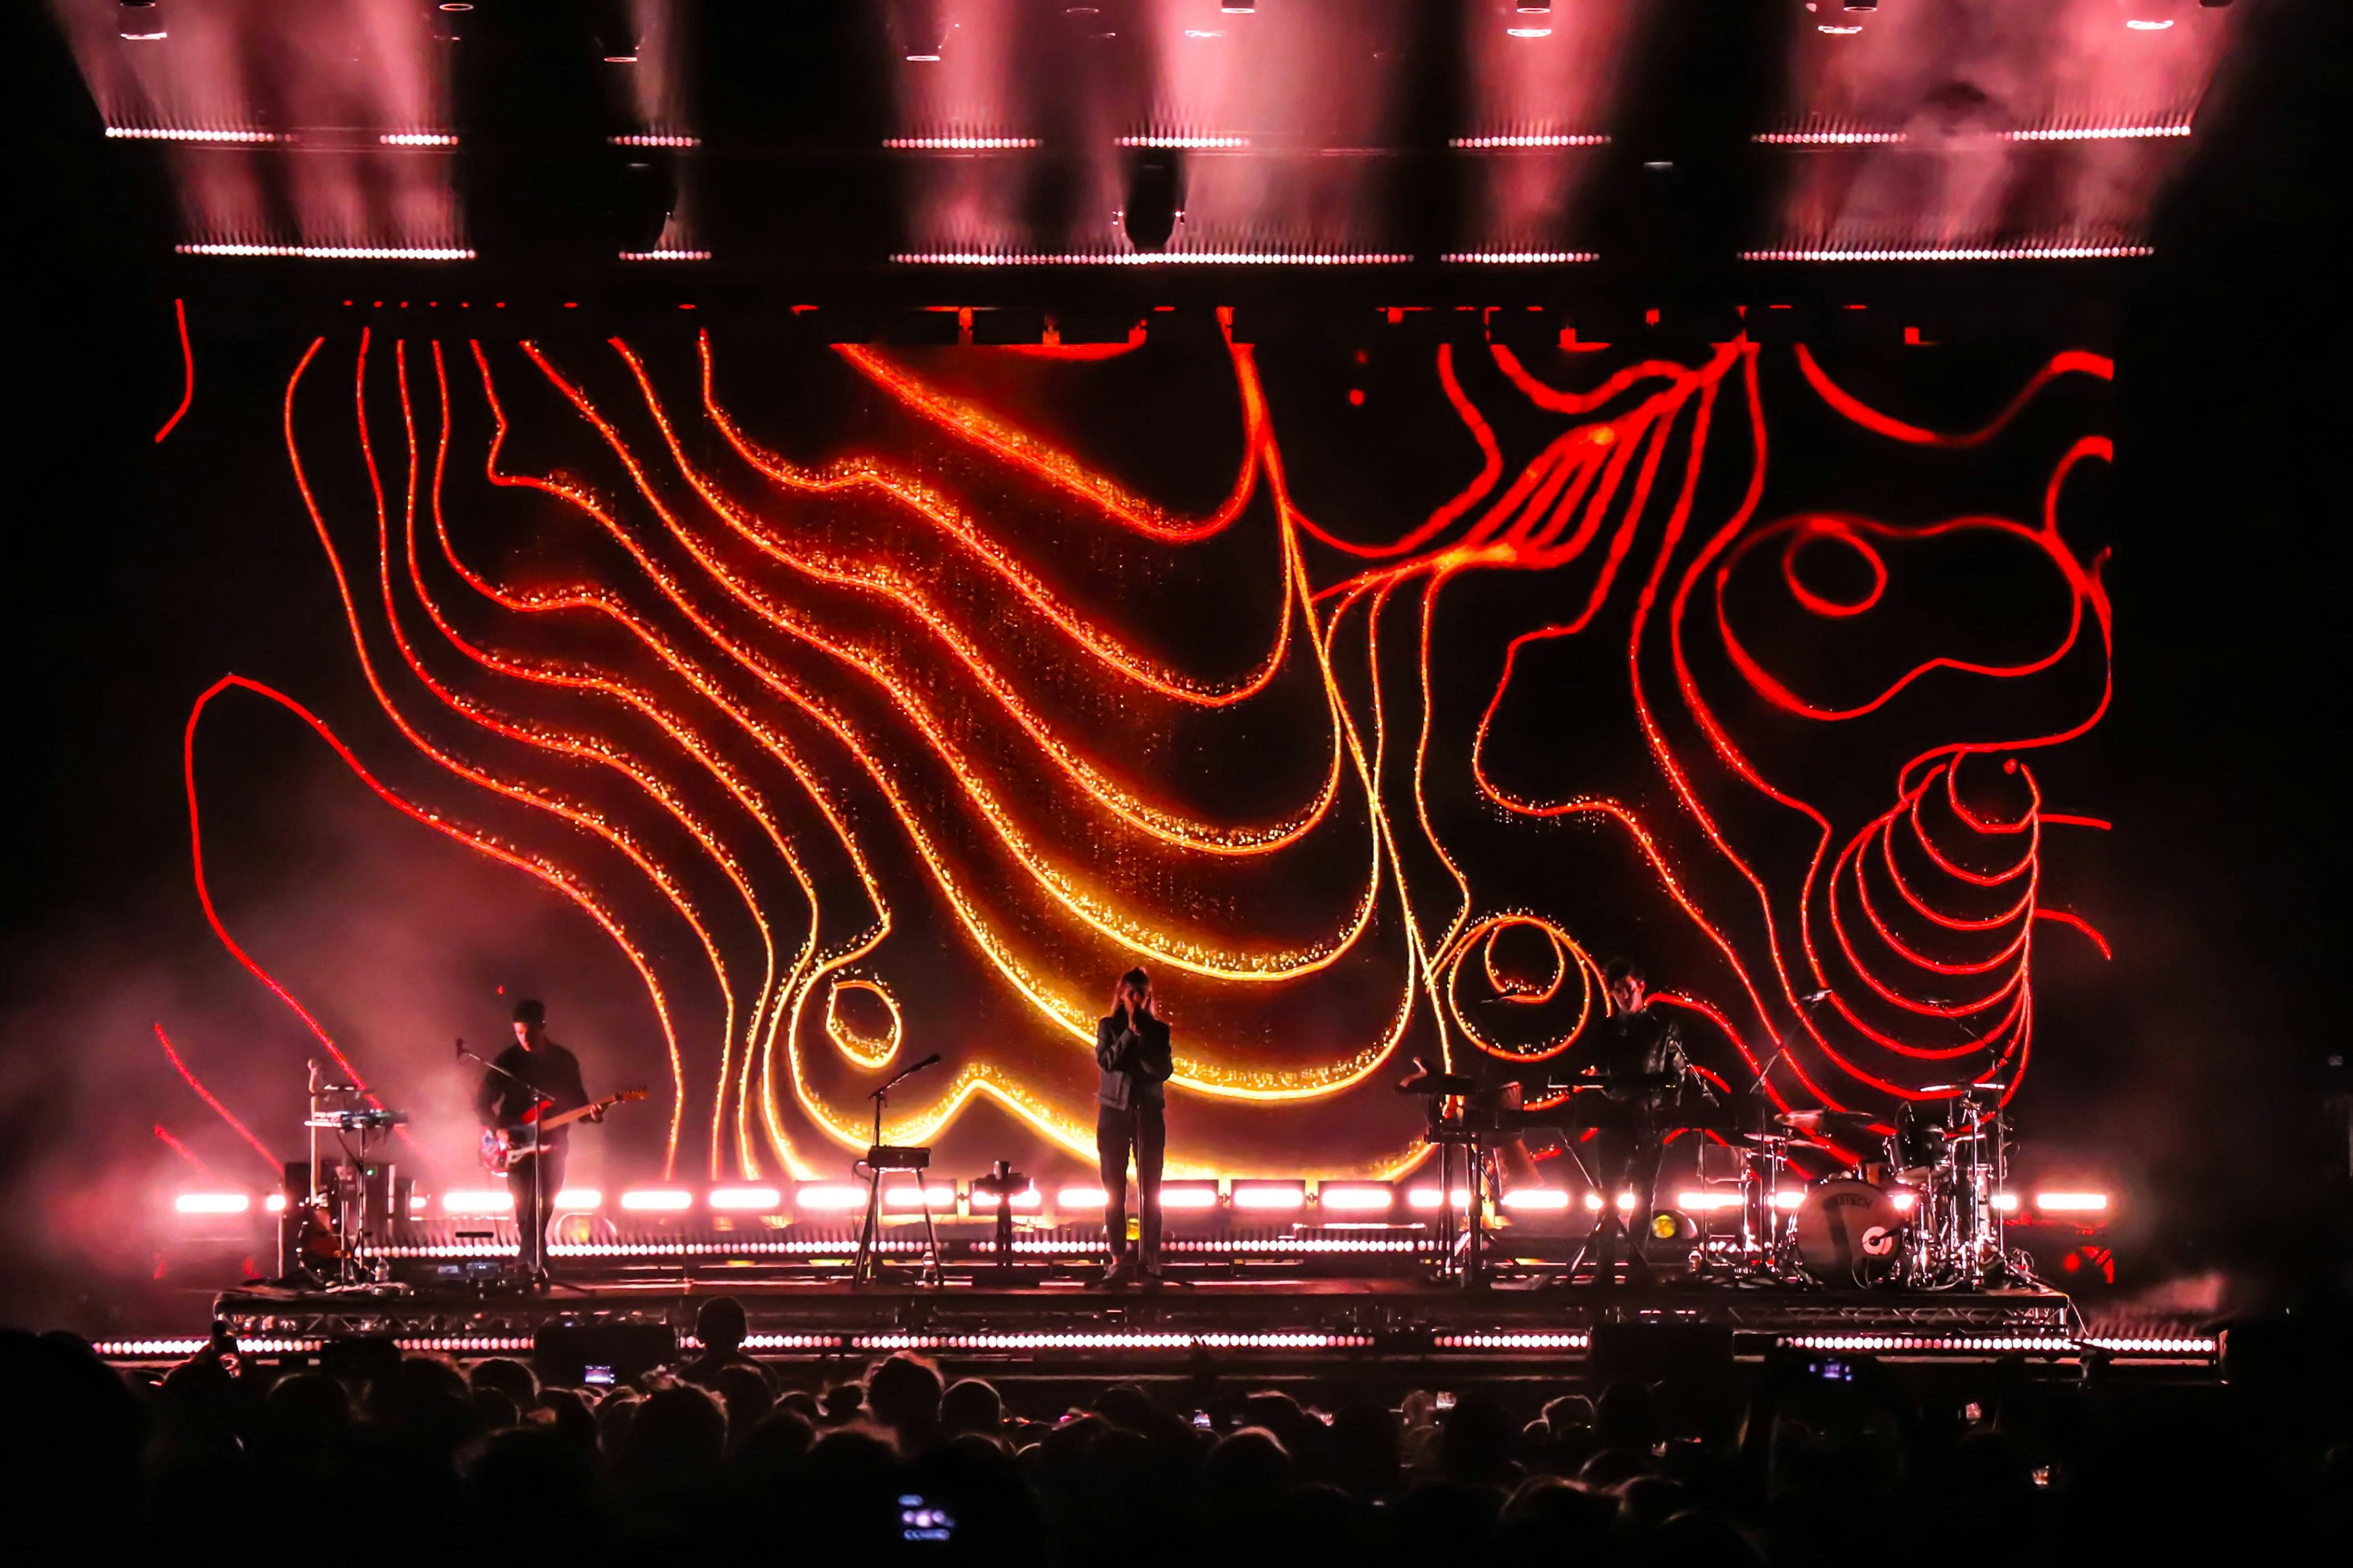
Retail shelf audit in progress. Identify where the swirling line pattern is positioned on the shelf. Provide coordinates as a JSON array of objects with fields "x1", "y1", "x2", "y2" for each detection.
[{"x1": 181, "y1": 320, "x2": 2112, "y2": 1179}]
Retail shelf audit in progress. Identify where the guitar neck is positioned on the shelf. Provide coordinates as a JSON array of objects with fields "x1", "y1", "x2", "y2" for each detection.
[{"x1": 538, "y1": 1096, "x2": 615, "y2": 1132}]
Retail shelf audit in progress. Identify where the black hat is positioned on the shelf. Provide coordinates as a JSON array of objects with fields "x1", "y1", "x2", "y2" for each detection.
[{"x1": 511, "y1": 998, "x2": 546, "y2": 1026}]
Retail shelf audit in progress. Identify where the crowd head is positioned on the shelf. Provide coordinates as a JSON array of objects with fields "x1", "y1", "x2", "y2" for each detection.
[{"x1": 5, "y1": 1298, "x2": 2347, "y2": 1562}]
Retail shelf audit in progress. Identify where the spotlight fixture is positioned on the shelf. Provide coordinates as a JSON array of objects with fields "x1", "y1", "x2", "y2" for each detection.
[
  {"x1": 118, "y1": 0, "x2": 166, "y2": 41},
  {"x1": 590, "y1": 0, "x2": 641, "y2": 62},
  {"x1": 1121, "y1": 147, "x2": 1183, "y2": 251}
]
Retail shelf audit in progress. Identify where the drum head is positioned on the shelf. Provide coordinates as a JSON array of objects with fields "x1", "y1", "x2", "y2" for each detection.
[{"x1": 1795, "y1": 1179, "x2": 1906, "y2": 1285}]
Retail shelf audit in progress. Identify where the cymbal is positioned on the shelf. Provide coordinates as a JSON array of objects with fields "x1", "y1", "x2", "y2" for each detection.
[
  {"x1": 1775, "y1": 1109, "x2": 1885, "y2": 1137},
  {"x1": 1918, "y1": 1082, "x2": 2009, "y2": 1096}
]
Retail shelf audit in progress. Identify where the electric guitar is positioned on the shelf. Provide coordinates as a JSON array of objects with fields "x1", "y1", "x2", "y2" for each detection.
[{"x1": 479, "y1": 1087, "x2": 647, "y2": 1174}]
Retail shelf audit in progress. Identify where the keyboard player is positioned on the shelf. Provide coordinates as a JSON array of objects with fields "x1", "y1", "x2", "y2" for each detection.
[{"x1": 1576, "y1": 958, "x2": 1690, "y2": 1263}]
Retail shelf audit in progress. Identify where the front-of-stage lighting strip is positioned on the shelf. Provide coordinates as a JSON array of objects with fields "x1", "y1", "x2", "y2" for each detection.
[
  {"x1": 2080, "y1": 1336, "x2": 2219, "y2": 1356},
  {"x1": 1778, "y1": 1334, "x2": 2077, "y2": 1355},
  {"x1": 94, "y1": 1337, "x2": 323, "y2": 1359},
  {"x1": 1432, "y1": 1333, "x2": 1592, "y2": 1351},
  {"x1": 855, "y1": 1332, "x2": 1374, "y2": 1352},
  {"x1": 368, "y1": 1237, "x2": 946, "y2": 1259},
  {"x1": 1006, "y1": 1233, "x2": 1431, "y2": 1255}
]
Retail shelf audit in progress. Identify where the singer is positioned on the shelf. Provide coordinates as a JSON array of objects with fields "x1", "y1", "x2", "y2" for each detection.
[{"x1": 1094, "y1": 967, "x2": 1175, "y2": 1286}]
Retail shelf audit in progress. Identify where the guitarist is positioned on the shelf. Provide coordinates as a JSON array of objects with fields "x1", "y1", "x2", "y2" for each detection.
[{"x1": 475, "y1": 998, "x2": 601, "y2": 1278}]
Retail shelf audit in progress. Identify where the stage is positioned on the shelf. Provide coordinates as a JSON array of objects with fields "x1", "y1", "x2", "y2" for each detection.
[{"x1": 93, "y1": 1258, "x2": 2218, "y2": 1391}]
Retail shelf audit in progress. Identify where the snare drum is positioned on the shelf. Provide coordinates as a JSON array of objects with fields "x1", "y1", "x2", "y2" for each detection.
[{"x1": 1795, "y1": 1179, "x2": 1907, "y2": 1285}]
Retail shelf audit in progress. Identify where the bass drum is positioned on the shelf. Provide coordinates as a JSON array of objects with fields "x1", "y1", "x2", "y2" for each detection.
[{"x1": 1795, "y1": 1179, "x2": 1906, "y2": 1286}]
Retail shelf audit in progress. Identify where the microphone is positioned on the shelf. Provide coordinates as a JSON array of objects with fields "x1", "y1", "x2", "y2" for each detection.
[
  {"x1": 871, "y1": 1053, "x2": 945, "y2": 1100},
  {"x1": 1799, "y1": 990, "x2": 1832, "y2": 1006},
  {"x1": 908, "y1": 1052, "x2": 943, "y2": 1074},
  {"x1": 454, "y1": 1037, "x2": 466, "y2": 1059}
]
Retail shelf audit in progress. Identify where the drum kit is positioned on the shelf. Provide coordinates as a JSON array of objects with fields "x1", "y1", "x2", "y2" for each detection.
[{"x1": 1731, "y1": 1082, "x2": 2022, "y2": 1290}]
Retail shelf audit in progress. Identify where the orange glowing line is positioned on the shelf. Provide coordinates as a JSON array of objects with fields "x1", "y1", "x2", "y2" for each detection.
[
  {"x1": 836, "y1": 341, "x2": 1264, "y2": 542},
  {"x1": 286, "y1": 332, "x2": 690, "y2": 1171},
  {"x1": 402, "y1": 343, "x2": 814, "y2": 1180},
  {"x1": 620, "y1": 340, "x2": 1343, "y2": 858},
  {"x1": 526, "y1": 340, "x2": 1378, "y2": 981},
  {"x1": 707, "y1": 335, "x2": 1294, "y2": 709},
  {"x1": 823, "y1": 977, "x2": 903, "y2": 1071}
]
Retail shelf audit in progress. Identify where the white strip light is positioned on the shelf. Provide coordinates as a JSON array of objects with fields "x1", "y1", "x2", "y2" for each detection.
[
  {"x1": 1115, "y1": 134, "x2": 1248, "y2": 148},
  {"x1": 1501, "y1": 1188, "x2": 1570, "y2": 1212},
  {"x1": 882, "y1": 1183, "x2": 956, "y2": 1210},
  {"x1": 1450, "y1": 134, "x2": 1609, "y2": 148},
  {"x1": 2036, "y1": 1191, "x2": 2109, "y2": 1213},
  {"x1": 1676, "y1": 1190, "x2": 1746, "y2": 1212},
  {"x1": 551, "y1": 1188, "x2": 604, "y2": 1210},
  {"x1": 619, "y1": 1188, "x2": 695, "y2": 1212},
  {"x1": 1231, "y1": 1183, "x2": 1306, "y2": 1211},
  {"x1": 618, "y1": 249, "x2": 711, "y2": 261},
  {"x1": 442, "y1": 1189, "x2": 514, "y2": 1215},
  {"x1": 1440, "y1": 250, "x2": 1598, "y2": 264},
  {"x1": 1057, "y1": 1185, "x2": 1111, "y2": 1209},
  {"x1": 891, "y1": 250, "x2": 1411, "y2": 265},
  {"x1": 174, "y1": 1192, "x2": 250, "y2": 1214},
  {"x1": 1317, "y1": 1185, "x2": 1395, "y2": 1213},
  {"x1": 707, "y1": 1186, "x2": 782, "y2": 1212},
  {"x1": 381, "y1": 133, "x2": 458, "y2": 146},
  {"x1": 1744, "y1": 245, "x2": 2152, "y2": 261},
  {"x1": 177, "y1": 244, "x2": 477, "y2": 260},
  {"x1": 1159, "y1": 1184, "x2": 1222, "y2": 1211},
  {"x1": 108, "y1": 126, "x2": 281, "y2": 143},
  {"x1": 886, "y1": 136, "x2": 1040, "y2": 150},
  {"x1": 795, "y1": 1183, "x2": 869, "y2": 1212}
]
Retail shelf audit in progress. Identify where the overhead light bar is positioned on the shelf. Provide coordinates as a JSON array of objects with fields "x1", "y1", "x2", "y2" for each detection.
[
  {"x1": 381, "y1": 133, "x2": 458, "y2": 146},
  {"x1": 1754, "y1": 130, "x2": 1906, "y2": 145},
  {"x1": 1115, "y1": 134, "x2": 1247, "y2": 148},
  {"x1": 1440, "y1": 249, "x2": 1599, "y2": 263},
  {"x1": 890, "y1": 250, "x2": 1412, "y2": 265},
  {"x1": 1742, "y1": 245, "x2": 2152, "y2": 261},
  {"x1": 1451, "y1": 133, "x2": 1609, "y2": 148},
  {"x1": 611, "y1": 134, "x2": 700, "y2": 147},
  {"x1": 108, "y1": 126, "x2": 280, "y2": 143},
  {"x1": 886, "y1": 136, "x2": 1041, "y2": 150},
  {"x1": 175, "y1": 244, "x2": 476, "y2": 260}
]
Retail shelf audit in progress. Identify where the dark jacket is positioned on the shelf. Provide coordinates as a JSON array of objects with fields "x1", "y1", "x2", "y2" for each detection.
[
  {"x1": 475, "y1": 1041, "x2": 591, "y2": 1143},
  {"x1": 1095, "y1": 1012, "x2": 1174, "y2": 1112}
]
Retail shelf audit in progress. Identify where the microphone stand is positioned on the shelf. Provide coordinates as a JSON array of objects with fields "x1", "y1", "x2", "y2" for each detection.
[{"x1": 854, "y1": 1056, "x2": 943, "y2": 1287}]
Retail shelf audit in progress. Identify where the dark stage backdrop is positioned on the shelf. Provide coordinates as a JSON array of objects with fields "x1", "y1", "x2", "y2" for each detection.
[{"x1": 4, "y1": 5, "x2": 2347, "y2": 1331}]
